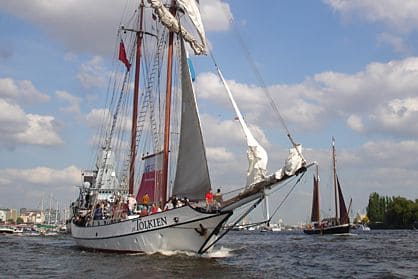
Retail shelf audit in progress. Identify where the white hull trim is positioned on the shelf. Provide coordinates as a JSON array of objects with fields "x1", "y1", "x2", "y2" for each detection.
[{"x1": 71, "y1": 206, "x2": 232, "y2": 254}]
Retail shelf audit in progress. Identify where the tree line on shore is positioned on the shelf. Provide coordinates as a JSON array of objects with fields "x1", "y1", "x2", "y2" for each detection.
[{"x1": 366, "y1": 192, "x2": 418, "y2": 229}]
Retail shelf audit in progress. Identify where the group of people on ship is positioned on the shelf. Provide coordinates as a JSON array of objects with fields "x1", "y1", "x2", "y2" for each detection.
[
  {"x1": 205, "y1": 188, "x2": 223, "y2": 210},
  {"x1": 73, "y1": 187, "x2": 224, "y2": 226}
]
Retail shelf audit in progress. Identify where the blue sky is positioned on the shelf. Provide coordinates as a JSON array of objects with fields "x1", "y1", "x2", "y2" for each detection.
[{"x1": 1, "y1": 0, "x2": 417, "y2": 224}]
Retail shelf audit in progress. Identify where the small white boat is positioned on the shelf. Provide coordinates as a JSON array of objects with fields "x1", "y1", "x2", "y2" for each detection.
[
  {"x1": 0, "y1": 226, "x2": 14, "y2": 235},
  {"x1": 356, "y1": 224, "x2": 371, "y2": 232}
]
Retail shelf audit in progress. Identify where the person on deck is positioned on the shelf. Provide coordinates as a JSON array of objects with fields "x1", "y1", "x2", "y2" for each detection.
[
  {"x1": 164, "y1": 199, "x2": 174, "y2": 211},
  {"x1": 93, "y1": 203, "x2": 103, "y2": 220},
  {"x1": 140, "y1": 205, "x2": 148, "y2": 216},
  {"x1": 142, "y1": 193, "x2": 150, "y2": 206},
  {"x1": 214, "y1": 188, "x2": 223, "y2": 209},
  {"x1": 172, "y1": 195, "x2": 178, "y2": 209},
  {"x1": 127, "y1": 194, "x2": 137, "y2": 215},
  {"x1": 205, "y1": 189, "x2": 213, "y2": 210},
  {"x1": 151, "y1": 203, "x2": 161, "y2": 214}
]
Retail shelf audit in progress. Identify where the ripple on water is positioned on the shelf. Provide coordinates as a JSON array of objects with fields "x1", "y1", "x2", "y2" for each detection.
[{"x1": 0, "y1": 230, "x2": 417, "y2": 278}]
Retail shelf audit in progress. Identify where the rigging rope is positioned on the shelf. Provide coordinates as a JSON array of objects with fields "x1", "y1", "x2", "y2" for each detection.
[
  {"x1": 234, "y1": 172, "x2": 306, "y2": 229},
  {"x1": 220, "y1": 5, "x2": 302, "y2": 153},
  {"x1": 266, "y1": 170, "x2": 306, "y2": 224}
]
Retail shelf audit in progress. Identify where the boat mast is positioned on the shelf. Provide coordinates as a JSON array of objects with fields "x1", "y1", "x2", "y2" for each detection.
[
  {"x1": 332, "y1": 137, "x2": 338, "y2": 223},
  {"x1": 48, "y1": 193, "x2": 52, "y2": 225},
  {"x1": 162, "y1": 0, "x2": 177, "y2": 207},
  {"x1": 128, "y1": 0, "x2": 145, "y2": 195}
]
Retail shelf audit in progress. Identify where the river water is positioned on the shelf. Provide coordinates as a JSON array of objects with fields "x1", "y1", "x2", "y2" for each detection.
[{"x1": 0, "y1": 230, "x2": 417, "y2": 278}]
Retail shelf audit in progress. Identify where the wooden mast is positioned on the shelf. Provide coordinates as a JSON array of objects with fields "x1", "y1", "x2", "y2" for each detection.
[
  {"x1": 332, "y1": 137, "x2": 338, "y2": 223},
  {"x1": 162, "y1": 0, "x2": 177, "y2": 207},
  {"x1": 128, "y1": 0, "x2": 145, "y2": 195}
]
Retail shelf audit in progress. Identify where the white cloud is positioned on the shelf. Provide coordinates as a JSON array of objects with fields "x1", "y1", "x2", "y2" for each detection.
[
  {"x1": 206, "y1": 147, "x2": 235, "y2": 162},
  {"x1": 55, "y1": 90, "x2": 81, "y2": 114},
  {"x1": 85, "y1": 107, "x2": 131, "y2": 149},
  {"x1": 0, "y1": 165, "x2": 81, "y2": 209},
  {"x1": 325, "y1": 0, "x2": 418, "y2": 53},
  {"x1": 0, "y1": 78, "x2": 62, "y2": 147},
  {"x1": 194, "y1": 71, "x2": 266, "y2": 115},
  {"x1": 200, "y1": 0, "x2": 232, "y2": 32},
  {"x1": 0, "y1": 77, "x2": 50, "y2": 104},
  {"x1": 325, "y1": 0, "x2": 418, "y2": 32},
  {"x1": 0, "y1": 0, "x2": 230, "y2": 57},
  {"x1": 361, "y1": 140, "x2": 418, "y2": 168},
  {"x1": 0, "y1": 99, "x2": 28, "y2": 135},
  {"x1": 76, "y1": 56, "x2": 107, "y2": 88},
  {"x1": 0, "y1": 99, "x2": 63, "y2": 147},
  {"x1": 85, "y1": 108, "x2": 130, "y2": 131},
  {"x1": 16, "y1": 114, "x2": 64, "y2": 146},
  {"x1": 200, "y1": 113, "x2": 270, "y2": 148},
  {"x1": 0, "y1": 0, "x2": 135, "y2": 55},
  {"x1": 85, "y1": 108, "x2": 110, "y2": 128},
  {"x1": 370, "y1": 97, "x2": 418, "y2": 136},
  {"x1": 309, "y1": 57, "x2": 418, "y2": 136},
  {"x1": 196, "y1": 56, "x2": 418, "y2": 139},
  {"x1": 347, "y1": 114, "x2": 364, "y2": 132}
]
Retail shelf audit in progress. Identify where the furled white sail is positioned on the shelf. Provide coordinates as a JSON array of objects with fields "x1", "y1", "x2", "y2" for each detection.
[
  {"x1": 215, "y1": 68, "x2": 268, "y2": 186},
  {"x1": 274, "y1": 144, "x2": 305, "y2": 179},
  {"x1": 177, "y1": 0, "x2": 206, "y2": 49},
  {"x1": 172, "y1": 39, "x2": 211, "y2": 199},
  {"x1": 148, "y1": 0, "x2": 206, "y2": 55}
]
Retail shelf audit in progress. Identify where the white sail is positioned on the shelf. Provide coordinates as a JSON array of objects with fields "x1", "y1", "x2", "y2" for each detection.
[
  {"x1": 148, "y1": 0, "x2": 206, "y2": 55},
  {"x1": 215, "y1": 67, "x2": 268, "y2": 186},
  {"x1": 274, "y1": 144, "x2": 305, "y2": 180},
  {"x1": 177, "y1": 0, "x2": 206, "y2": 49},
  {"x1": 172, "y1": 40, "x2": 211, "y2": 199}
]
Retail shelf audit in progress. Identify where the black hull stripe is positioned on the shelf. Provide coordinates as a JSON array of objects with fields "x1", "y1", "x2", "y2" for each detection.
[{"x1": 303, "y1": 224, "x2": 350, "y2": 235}]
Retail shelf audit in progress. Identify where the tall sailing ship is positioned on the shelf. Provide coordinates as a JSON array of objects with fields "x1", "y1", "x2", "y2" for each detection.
[
  {"x1": 303, "y1": 138, "x2": 350, "y2": 235},
  {"x1": 70, "y1": 0, "x2": 312, "y2": 254}
]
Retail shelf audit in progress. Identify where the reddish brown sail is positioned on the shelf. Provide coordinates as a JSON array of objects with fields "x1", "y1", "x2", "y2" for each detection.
[
  {"x1": 310, "y1": 174, "x2": 320, "y2": 223},
  {"x1": 337, "y1": 175, "x2": 349, "y2": 225}
]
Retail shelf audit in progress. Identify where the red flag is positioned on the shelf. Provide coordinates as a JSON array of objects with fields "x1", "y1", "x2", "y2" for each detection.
[{"x1": 118, "y1": 40, "x2": 131, "y2": 71}]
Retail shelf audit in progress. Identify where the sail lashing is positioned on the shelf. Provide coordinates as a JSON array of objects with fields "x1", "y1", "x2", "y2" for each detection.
[{"x1": 148, "y1": 0, "x2": 206, "y2": 55}]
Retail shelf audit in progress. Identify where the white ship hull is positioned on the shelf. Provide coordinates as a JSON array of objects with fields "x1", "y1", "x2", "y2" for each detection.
[{"x1": 71, "y1": 206, "x2": 232, "y2": 254}]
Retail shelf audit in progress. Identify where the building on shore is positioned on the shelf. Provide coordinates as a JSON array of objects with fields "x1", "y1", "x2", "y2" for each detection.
[
  {"x1": 0, "y1": 208, "x2": 18, "y2": 223},
  {"x1": 20, "y1": 210, "x2": 46, "y2": 224}
]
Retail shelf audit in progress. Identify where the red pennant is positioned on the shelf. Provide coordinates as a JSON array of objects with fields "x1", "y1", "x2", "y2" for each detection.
[{"x1": 118, "y1": 40, "x2": 131, "y2": 71}]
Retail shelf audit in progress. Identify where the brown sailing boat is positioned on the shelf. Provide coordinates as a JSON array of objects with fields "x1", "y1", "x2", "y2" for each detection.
[{"x1": 304, "y1": 138, "x2": 350, "y2": 235}]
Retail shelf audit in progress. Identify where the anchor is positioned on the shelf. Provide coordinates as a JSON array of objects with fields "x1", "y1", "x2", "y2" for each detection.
[{"x1": 194, "y1": 223, "x2": 207, "y2": 236}]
